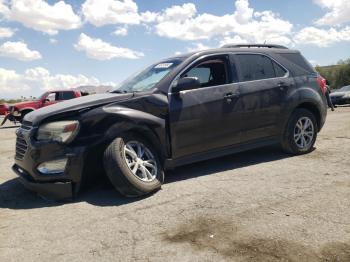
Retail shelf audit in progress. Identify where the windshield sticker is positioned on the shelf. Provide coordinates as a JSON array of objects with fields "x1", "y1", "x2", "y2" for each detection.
[{"x1": 154, "y1": 63, "x2": 173, "y2": 69}]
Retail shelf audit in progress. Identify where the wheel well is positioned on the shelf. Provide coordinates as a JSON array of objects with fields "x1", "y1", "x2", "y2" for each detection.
[
  {"x1": 126, "y1": 128, "x2": 166, "y2": 160},
  {"x1": 295, "y1": 103, "x2": 321, "y2": 131}
]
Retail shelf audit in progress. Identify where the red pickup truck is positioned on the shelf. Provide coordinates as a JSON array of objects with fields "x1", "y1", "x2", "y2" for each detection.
[
  {"x1": 0, "y1": 103, "x2": 9, "y2": 116},
  {"x1": 1, "y1": 90, "x2": 82, "y2": 125}
]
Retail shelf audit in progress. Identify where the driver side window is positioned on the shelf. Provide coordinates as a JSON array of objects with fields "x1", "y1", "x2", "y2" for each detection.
[{"x1": 182, "y1": 58, "x2": 229, "y2": 88}]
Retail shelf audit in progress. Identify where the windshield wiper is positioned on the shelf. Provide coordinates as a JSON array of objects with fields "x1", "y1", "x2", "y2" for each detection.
[{"x1": 112, "y1": 89, "x2": 129, "y2": 94}]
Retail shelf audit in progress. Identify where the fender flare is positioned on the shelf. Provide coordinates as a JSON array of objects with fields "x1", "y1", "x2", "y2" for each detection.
[
  {"x1": 279, "y1": 87, "x2": 325, "y2": 132},
  {"x1": 102, "y1": 106, "x2": 169, "y2": 159}
]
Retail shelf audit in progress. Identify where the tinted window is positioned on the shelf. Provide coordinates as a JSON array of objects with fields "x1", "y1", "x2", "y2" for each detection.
[
  {"x1": 231, "y1": 61, "x2": 239, "y2": 83},
  {"x1": 272, "y1": 61, "x2": 287, "y2": 77},
  {"x1": 182, "y1": 58, "x2": 229, "y2": 88},
  {"x1": 59, "y1": 91, "x2": 75, "y2": 100},
  {"x1": 186, "y1": 68, "x2": 211, "y2": 84},
  {"x1": 278, "y1": 53, "x2": 315, "y2": 74},
  {"x1": 237, "y1": 54, "x2": 276, "y2": 81}
]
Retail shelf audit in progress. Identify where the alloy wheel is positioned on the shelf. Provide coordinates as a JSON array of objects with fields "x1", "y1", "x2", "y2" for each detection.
[
  {"x1": 123, "y1": 141, "x2": 158, "y2": 182},
  {"x1": 293, "y1": 117, "x2": 314, "y2": 149}
]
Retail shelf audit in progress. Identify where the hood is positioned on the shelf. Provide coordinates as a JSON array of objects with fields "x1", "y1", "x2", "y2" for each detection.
[
  {"x1": 11, "y1": 100, "x2": 38, "y2": 108},
  {"x1": 25, "y1": 93, "x2": 133, "y2": 125}
]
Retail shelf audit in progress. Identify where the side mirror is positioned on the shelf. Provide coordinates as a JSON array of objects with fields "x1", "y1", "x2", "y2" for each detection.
[
  {"x1": 171, "y1": 77, "x2": 201, "y2": 94},
  {"x1": 43, "y1": 98, "x2": 50, "y2": 103}
]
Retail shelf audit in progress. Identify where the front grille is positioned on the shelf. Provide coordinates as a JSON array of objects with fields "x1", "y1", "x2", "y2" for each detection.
[{"x1": 15, "y1": 133, "x2": 28, "y2": 160}]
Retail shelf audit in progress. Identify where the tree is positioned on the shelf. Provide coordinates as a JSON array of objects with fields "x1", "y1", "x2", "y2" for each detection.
[{"x1": 316, "y1": 58, "x2": 350, "y2": 89}]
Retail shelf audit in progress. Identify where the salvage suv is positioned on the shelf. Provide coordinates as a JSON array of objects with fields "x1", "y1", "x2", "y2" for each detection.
[{"x1": 13, "y1": 44, "x2": 328, "y2": 200}]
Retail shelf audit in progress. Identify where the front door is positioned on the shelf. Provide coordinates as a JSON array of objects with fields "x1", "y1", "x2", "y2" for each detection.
[{"x1": 169, "y1": 55, "x2": 242, "y2": 159}]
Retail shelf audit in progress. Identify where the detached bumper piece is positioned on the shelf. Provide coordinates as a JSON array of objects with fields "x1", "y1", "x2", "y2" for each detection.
[{"x1": 12, "y1": 164, "x2": 73, "y2": 200}]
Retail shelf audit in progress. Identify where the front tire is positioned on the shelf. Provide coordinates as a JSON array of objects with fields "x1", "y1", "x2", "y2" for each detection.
[
  {"x1": 103, "y1": 133, "x2": 164, "y2": 197},
  {"x1": 281, "y1": 109, "x2": 318, "y2": 155}
]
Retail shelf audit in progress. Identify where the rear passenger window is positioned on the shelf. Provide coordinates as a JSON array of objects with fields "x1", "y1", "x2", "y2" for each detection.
[
  {"x1": 237, "y1": 54, "x2": 285, "y2": 82},
  {"x1": 58, "y1": 91, "x2": 75, "y2": 100},
  {"x1": 272, "y1": 61, "x2": 287, "y2": 77}
]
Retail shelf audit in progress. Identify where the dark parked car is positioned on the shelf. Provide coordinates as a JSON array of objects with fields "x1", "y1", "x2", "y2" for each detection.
[
  {"x1": 12, "y1": 44, "x2": 328, "y2": 200},
  {"x1": 330, "y1": 85, "x2": 350, "y2": 105}
]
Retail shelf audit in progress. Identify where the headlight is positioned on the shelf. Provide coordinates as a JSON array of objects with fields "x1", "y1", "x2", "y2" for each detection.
[
  {"x1": 344, "y1": 93, "x2": 350, "y2": 98},
  {"x1": 37, "y1": 121, "x2": 80, "y2": 143}
]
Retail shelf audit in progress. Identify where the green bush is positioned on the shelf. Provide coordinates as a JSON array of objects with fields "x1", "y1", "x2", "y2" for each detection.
[{"x1": 316, "y1": 58, "x2": 350, "y2": 90}]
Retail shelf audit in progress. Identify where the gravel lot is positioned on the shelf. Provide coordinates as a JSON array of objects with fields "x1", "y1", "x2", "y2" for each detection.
[{"x1": 0, "y1": 108, "x2": 350, "y2": 262}]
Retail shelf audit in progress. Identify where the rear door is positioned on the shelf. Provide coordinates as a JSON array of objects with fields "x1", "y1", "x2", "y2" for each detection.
[
  {"x1": 235, "y1": 53, "x2": 293, "y2": 142},
  {"x1": 169, "y1": 54, "x2": 242, "y2": 159}
]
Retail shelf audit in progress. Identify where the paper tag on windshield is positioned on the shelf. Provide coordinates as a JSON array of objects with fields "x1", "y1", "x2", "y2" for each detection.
[{"x1": 154, "y1": 63, "x2": 173, "y2": 69}]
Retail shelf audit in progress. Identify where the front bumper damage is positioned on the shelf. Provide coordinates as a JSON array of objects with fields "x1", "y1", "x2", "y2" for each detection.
[{"x1": 13, "y1": 123, "x2": 87, "y2": 200}]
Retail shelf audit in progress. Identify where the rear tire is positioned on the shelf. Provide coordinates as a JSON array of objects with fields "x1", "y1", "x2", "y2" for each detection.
[
  {"x1": 103, "y1": 133, "x2": 164, "y2": 197},
  {"x1": 281, "y1": 109, "x2": 318, "y2": 155}
]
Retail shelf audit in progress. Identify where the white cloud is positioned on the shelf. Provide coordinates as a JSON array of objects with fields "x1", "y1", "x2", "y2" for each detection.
[
  {"x1": 0, "y1": 0, "x2": 9, "y2": 16},
  {"x1": 233, "y1": 0, "x2": 253, "y2": 24},
  {"x1": 220, "y1": 35, "x2": 248, "y2": 46},
  {"x1": 0, "y1": 67, "x2": 104, "y2": 96},
  {"x1": 140, "y1": 11, "x2": 158, "y2": 23},
  {"x1": 49, "y1": 38, "x2": 58, "y2": 44},
  {"x1": 314, "y1": 0, "x2": 350, "y2": 26},
  {"x1": 151, "y1": 1, "x2": 293, "y2": 45},
  {"x1": 0, "y1": 26, "x2": 15, "y2": 38},
  {"x1": 74, "y1": 33, "x2": 143, "y2": 60},
  {"x1": 294, "y1": 26, "x2": 350, "y2": 47},
  {"x1": 186, "y1": 43, "x2": 213, "y2": 52},
  {"x1": 113, "y1": 26, "x2": 128, "y2": 36},
  {"x1": 0, "y1": 41, "x2": 42, "y2": 61},
  {"x1": 82, "y1": 0, "x2": 140, "y2": 27},
  {"x1": 1, "y1": 0, "x2": 81, "y2": 35}
]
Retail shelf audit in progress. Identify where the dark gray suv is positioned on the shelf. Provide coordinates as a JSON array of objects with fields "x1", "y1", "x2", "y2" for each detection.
[{"x1": 13, "y1": 44, "x2": 328, "y2": 200}]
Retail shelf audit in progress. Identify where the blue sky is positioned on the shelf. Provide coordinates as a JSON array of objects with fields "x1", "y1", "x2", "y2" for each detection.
[{"x1": 0, "y1": 0, "x2": 350, "y2": 98}]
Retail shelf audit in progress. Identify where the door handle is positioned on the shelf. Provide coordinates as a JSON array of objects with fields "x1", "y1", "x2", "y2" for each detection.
[
  {"x1": 277, "y1": 82, "x2": 288, "y2": 91},
  {"x1": 224, "y1": 93, "x2": 239, "y2": 103},
  {"x1": 224, "y1": 93, "x2": 239, "y2": 99}
]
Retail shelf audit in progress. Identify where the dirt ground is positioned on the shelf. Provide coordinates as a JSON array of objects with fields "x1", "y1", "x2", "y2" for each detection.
[{"x1": 0, "y1": 108, "x2": 350, "y2": 262}]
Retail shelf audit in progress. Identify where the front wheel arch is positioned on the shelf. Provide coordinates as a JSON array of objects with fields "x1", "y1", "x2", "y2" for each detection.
[{"x1": 104, "y1": 120, "x2": 168, "y2": 163}]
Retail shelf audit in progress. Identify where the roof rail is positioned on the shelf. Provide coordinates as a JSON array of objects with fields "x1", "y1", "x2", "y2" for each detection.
[{"x1": 222, "y1": 44, "x2": 288, "y2": 49}]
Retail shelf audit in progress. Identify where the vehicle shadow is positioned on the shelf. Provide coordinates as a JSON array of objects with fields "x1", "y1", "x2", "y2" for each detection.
[{"x1": 0, "y1": 145, "x2": 293, "y2": 210}]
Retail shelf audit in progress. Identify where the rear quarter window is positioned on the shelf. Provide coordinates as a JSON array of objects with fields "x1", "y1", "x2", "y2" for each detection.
[{"x1": 277, "y1": 53, "x2": 315, "y2": 76}]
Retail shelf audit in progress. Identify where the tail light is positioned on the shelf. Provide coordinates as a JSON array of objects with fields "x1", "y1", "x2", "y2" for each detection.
[{"x1": 317, "y1": 75, "x2": 327, "y2": 94}]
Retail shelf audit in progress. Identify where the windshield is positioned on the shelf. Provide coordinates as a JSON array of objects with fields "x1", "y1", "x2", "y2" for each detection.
[
  {"x1": 112, "y1": 59, "x2": 183, "y2": 93},
  {"x1": 338, "y1": 85, "x2": 350, "y2": 92}
]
